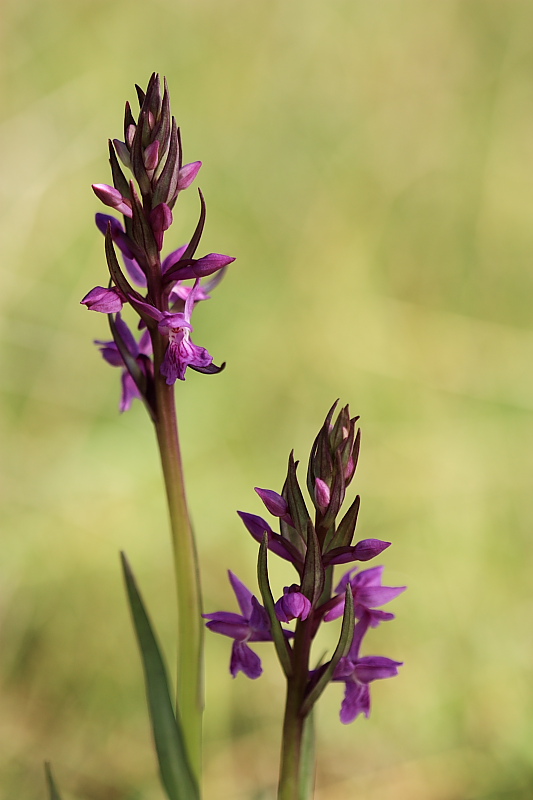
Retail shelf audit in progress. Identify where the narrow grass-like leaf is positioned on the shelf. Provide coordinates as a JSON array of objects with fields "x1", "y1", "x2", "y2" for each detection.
[
  {"x1": 44, "y1": 763, "x2": 62, "y2": 800},
  {"x1": 257, "y1": 534, "x2": 293, "y2": 677},
  {"x1": 301, "y1": 585, "x2": 354, "y2": 715},
  {"x1": 121, "y1": 553, "x2": 199, "y2": 800}
]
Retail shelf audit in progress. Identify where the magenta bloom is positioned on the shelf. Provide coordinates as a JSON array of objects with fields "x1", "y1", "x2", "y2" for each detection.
[
  {"x1": 333, "y1": 614, "x2": 402, "y2": 723},
  {"x1": 133, "y1": 280, "x2": 222, "y2": 384},
  {"x1": 324, "y1": 566, "x2": 406, "y2": 624},
  {"x1": 84, "y1": 75, "x2": 234, "y2": 401},
  {"x1": 203, "y1": 572, "x2": 273, "y2": 679},
  {"x1": 95, "y1": 315, "x2": 152, "y2": 412}
]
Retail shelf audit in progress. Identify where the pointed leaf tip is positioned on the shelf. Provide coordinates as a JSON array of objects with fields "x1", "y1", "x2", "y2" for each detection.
[
  {"x1": 121, "y1": 553, "x2": 199, "y2": 800},
  {"x1": 44, "y1": 763, "x2": 63, "y2": 800}
]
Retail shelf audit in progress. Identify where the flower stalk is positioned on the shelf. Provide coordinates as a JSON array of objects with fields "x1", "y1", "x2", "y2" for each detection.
[
  {"x1": 153, "y1": 363, "x2": 203, "y2": 779},
  {"x1": 82, "y1": 73, "x2": 234, "y2": 790},
  {"x1": 278, "y1": 618, "x2": 313, "y2": 800}
]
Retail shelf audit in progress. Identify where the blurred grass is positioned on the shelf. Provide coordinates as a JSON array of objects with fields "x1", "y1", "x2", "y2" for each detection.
[{"x1": 2, "y1": 0, "x2": 533, "y2": 797}]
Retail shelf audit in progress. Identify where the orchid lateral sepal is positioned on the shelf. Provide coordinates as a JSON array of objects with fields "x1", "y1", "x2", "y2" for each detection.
[
  {"x1": 108, "y1": 314, "x2": 157, "y2": 423},
  {"x1": 301, "y1": 585, "x2": 355, "y2": 716},
  {"x1": 179, "y1": 189, "x2": 207, "y2": 264},
  {"x1": 104, "y1": 230, "x2": 155, "y2": 329},
  {"x1": 257, "y1": 534, "x2": 293, "y2": 677}
]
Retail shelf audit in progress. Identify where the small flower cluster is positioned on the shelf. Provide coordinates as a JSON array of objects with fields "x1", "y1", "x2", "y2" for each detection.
[
  {"x1": 205, "y1": 403, "x2": 405, "y2": 723},
  {"x1": 81, "y1": 74, "x2": 234, "y2": 412}
]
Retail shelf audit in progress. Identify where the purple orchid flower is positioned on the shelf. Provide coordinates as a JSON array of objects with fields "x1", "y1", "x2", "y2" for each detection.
[
  {"x1": 203, "y1": 571, "x2": 273, "y2": 679},
  {"x1": 324, "y1": 565, "x2": 406, "y2": 624},
  {"x1": 332, "y1": 613, "x2": 402, "y2": 724},
  {"x1": 95, "y1": 314, "x2": 152, "y2": 412},
  {"x1": 133, "y1": 280, "x2": 221, "y2": 384}
]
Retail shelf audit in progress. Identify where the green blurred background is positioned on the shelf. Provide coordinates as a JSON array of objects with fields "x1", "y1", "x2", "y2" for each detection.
[{"x1": 2, "y1": 0, "x2": 533, "y2": 797}]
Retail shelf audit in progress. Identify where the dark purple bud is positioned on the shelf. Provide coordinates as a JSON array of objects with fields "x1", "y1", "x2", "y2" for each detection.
[
  {"x1": 275, "y1": 585, "x2": 312, "y2": 623},
  {"x1": 113, "y1": 139, "x2": 131, "y2": 168},
  {"x1": 92, "y1": 184, "x2": 132, "y2": 217},
  {"x1": 352, "y1": 539, "x2": 391, "y2": 561},
  {"x1": 149, "y1": 203, "x2": 173, "y2": 250},
  {"x1": 143, "y1": 140, "x2": 160, "y2": 170},
  {"x1": 191, "y1": 253, "x2": 235, "y2": 278},
  {"x1": 314, "y1": 478, "x2": 330, "y2": 511},
  {"x1": 81, "y1": 286, "x2": 125, "y2": 313},
  {"x1": 255, "y1": 487, "x2": 289, "y2": 518},
  {"x1": 177, "y1": 161, "x2": 202, "y2": 190},
  {"x1": 324, "y1": 539, "x2": 391, "y2": 566},
  {"x1": 238, "y1": 511, "x2": 274, "y2": 542},
  {"x1": 126, "y1": 124, "x2": 136, "y2": 147}
]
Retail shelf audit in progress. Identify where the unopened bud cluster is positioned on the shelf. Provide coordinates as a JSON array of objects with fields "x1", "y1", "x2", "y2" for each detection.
[{"x1": 81, "y1": 74, "x2": 235, "y2": 413}]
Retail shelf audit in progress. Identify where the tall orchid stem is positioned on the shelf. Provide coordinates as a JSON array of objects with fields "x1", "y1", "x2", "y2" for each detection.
[
  {"x1": 278, "y1": 620, "x2": 314, "y2": 800},
  {"x1": 153, "y1": 356, "x2": 203, "y2": 784}
]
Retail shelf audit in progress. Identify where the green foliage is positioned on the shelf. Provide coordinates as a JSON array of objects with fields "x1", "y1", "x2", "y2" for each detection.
[{"x1": 121, "y1": 554, "x2": 199, "y2": 800}]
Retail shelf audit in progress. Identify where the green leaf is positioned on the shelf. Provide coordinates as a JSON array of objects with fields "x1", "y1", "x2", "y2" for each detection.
[
  {"x1": 121, "y1": 553, "x2": 199, "y2": 800},
  {"x1": 301, "y1": 585, "x2": 354, "y2": 716},
  {"x1": 44, "y1": 762, "x2": 62, "y2": 800},
  {"x1": 257, "y1": 534, "x2": 293, "y2": 677}
]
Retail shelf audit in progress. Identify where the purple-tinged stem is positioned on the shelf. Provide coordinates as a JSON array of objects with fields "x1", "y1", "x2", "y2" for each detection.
[
  {"x1": 153, "y1": 335, "x2": 203, "y2": 783},
  {"x1": 278, "y1": 618, "x2": 314, "y2": 800}
]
